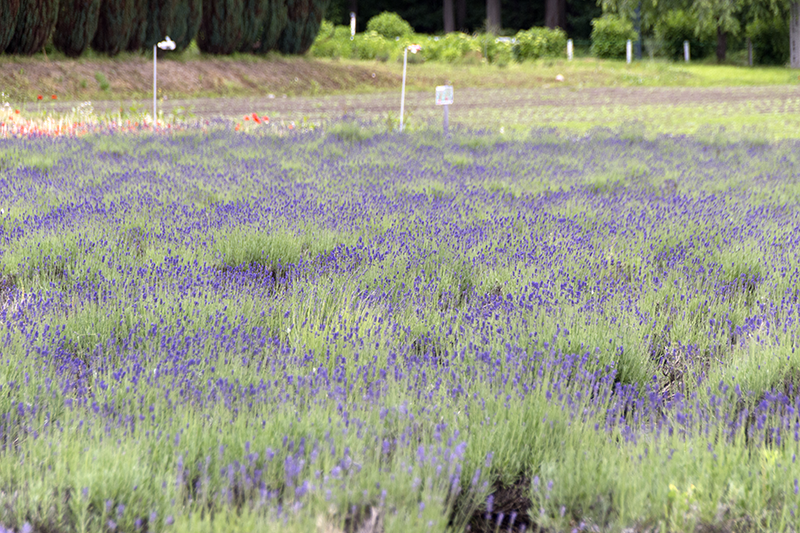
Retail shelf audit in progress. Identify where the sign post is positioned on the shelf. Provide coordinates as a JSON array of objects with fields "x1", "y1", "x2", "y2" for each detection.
[
  {"x1": 399, "y1": 44, "x2": 421, "y2": 132},
  {"x1": 567, "y1": 39, "x2": 573, "y2": 61},
  {"x1": 684, "y1": 40, "x2": 690, "y2": 62},
  {"x1": 154, "y1": 36, "x2": 176, "y2": 126},
  {"x1": 435, "y1": 85, "x2": 453, "y2": 136},
  {"x1": 626, "y1": 40, "x2": 632, "y2": 64},
  {"x1": 350, "y1": 12, "x2": 356, "y2": 40}
]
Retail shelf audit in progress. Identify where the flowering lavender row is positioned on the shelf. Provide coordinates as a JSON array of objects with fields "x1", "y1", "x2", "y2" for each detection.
[{"x1": 1, "y1": 127, "x2": 800, "y2": 532}]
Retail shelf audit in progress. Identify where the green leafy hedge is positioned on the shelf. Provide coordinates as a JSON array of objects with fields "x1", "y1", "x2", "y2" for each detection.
[
  {"x1": 311, "y1": 21, "x2": 565, "y2": 65},
  {"x1": 590, "y1": 14, "x2": 637, "y2": 59},
  {"x1": 514, "y1": 27, "x2": 567, "y2": 61},
  {"x1": 365, "y1": 11, "x2": 413, "y2": 40}
]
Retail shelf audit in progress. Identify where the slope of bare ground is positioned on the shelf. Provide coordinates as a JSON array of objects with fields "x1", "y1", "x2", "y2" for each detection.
[{"x1": 0, "y1": 54, "x2": 399, "y2": 102}]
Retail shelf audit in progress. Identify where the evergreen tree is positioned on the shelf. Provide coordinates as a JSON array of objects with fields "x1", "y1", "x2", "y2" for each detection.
[
  {"x1": 253, "y1": 0, "x2": 288, "y2": 53},
  {"x1": 93, "y1": 0, "x2": 136, "y2": 56},
  {"x1": 197, "y1": 0, "x2": 244, "y2": 54},
  {"x1": 125, "y1": 0, "x2": 148, "y2": 50},
  {"x1": 171, "y1": 0, "x2": 203, "y2": 51},
  {"x1": 6, "y1": 0, "x2": 60, "y2": 55},
  {"x1": 144, "y1": 0, "x2": 177, "y2": 49},
  {"x1": 277, "y1": 0, "x2": 329, "y2": 55},
  {"x1": 0, "y1": 0, "x2": 21, "y2": 52},
  {"x1": 53, "y1": 0, "x2": 102, "y2": 57},
  {"x1": 239, "y1": 0, "x2": 269, "y2": 52}
]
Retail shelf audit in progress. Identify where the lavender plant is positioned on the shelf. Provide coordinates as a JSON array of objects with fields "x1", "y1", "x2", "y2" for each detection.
[{"x1": 0, "y1": 126, "x2": 800, "y2": 531}]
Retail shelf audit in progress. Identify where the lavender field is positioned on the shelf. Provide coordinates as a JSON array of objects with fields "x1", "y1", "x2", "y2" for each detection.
[{"x1": 2, "y1": 124, "x2": 800, "y2": 532}]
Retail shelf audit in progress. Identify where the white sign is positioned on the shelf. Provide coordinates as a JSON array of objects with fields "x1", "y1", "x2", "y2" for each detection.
[{"x1": 435, "y1": 85, "x2": 453, "y2": 106}]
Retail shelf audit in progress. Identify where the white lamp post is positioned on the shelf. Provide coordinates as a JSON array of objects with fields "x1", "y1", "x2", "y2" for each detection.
[
  {"x1": 154, "y1": 36, "x2": 176, "y2": 126},
  {"x1": 399, "y1": 44, "x2": 421, "y2": 132}
]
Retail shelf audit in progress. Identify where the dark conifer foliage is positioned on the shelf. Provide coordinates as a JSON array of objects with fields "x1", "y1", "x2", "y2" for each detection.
[
  {"x1": 144, "y1": 0, "x2": 177, "y2": 49},
  {"x1": 6, "y1": 0, "x2": 60, "y2": 55},
  {"x1": 92, "y1": 0, "x2": 136, "y2": 56},
  {"x1": 277, "y1": 0, "x2": 328, "y2": 55},
  {"x1": 252, "y1": 0, "x2": 288, "y2": 53},
  {"x1": 238, "y1": 0, "x2": 269, "y2": 52},
  {"x1": 0, "y1": 0, "x2": 21, "y2": 52},
  {"x1": 125, "y1": 0, "x2": 148, "y2": 50},
  {"x1": 53, "y1": 0, "x2": 102, "y2": 57},
  {"x1": 171, "y1": 0, "x2": 203, "y2": 51},
  {"x1": 197, "y1": 0, "x2": 244, "y2": 54}
]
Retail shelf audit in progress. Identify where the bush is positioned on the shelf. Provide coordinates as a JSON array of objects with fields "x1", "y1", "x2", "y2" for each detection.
[
  {"x1": 590, "y1": 14, "x2": 637, "y2": 59},
  {"x1": 476, "y1": 34, "x2": 512, "y2": 65},
  {"x1": 746, "y1": 15, "x2": 789, "y2": 65},
  {"x1": 92, "y1": 0, "x2": 136, "y2": 56},
  {"x1": 654, "y1": 10, "x2": 712, "y2": 61},
  {"x1": 422, "y1": 32, "x2": 479, "y2": 63},
  {"x1": 366, "y1": 12, "x2": 413, "y2": 40},
  {"x1": 514, "y1": 26, "x2": 567, "y2": 61}
]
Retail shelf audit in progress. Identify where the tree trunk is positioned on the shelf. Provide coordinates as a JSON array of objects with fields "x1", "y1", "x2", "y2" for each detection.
[
  {"x1": 545, "y1": 0, "x2": 566, "y2": 29},
  {"x1": 444, "y1": 0, "x2": 454, "y2": 33},
  {"x1": 456, "y1": 0, "x2": 466, "y2": 30},
  {"x1": 791, "y1": 2, "x2": 800, "y2": 68},
  {"x1": 486, "y1": 0, "x2": 500, "y2": 33},
  {"x1": 716, "y1": 26, "x2": 726, "y2": 63}
]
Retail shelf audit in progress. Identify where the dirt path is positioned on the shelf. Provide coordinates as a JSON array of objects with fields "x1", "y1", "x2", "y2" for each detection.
[{"x1": 45, "y1": 85, "x2": 800, "y2": 122}]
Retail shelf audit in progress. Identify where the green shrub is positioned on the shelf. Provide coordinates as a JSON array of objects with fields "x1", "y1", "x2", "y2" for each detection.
[
  {"x1": 170, "y1": 0, "x2": 204, "y2": 52},
  {"x1": 422, "y1": 32, "x2": 479, "y2": 63},
  {"x1": 746, "y1": 15, "x2": 789, "y2": 65},
  {"x1": 590, "y1": 14, "x2": 637, "y2": 59},
  {"x1": 654, "y1": 10, "x2": 712, "y2": 61},
  {"x1": 514, "y1": 26, "x2": 567, "y2": 61},
  {"x1": 475, "y1": 34, "x2": 513, "y2": 65},
  {"x1": 125, "y1": 0, "x2": 148, "y2": 51},
  {"x1": 352, "y1": 30, "x2": 395, "y2": 61},
  {"x1": 366, "y1": 12, "x2": 413, "y2": 40}
]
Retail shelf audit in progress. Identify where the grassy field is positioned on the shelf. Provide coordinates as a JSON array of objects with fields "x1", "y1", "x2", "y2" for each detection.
[{"x1": 1, "y1": 115, "x2": 800, "y2": 532}]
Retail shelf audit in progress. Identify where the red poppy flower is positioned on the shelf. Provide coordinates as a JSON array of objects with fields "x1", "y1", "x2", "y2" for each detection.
[
  {"x1": 244, "y1": 116, "x2": 250, "y2": 121},
  {"x1": 37, "y1": 95, "x2": 43, "y2": 100},
  {"x1": 252, "y1": 113, "x2": 260, "y2": 124},
  {"x1": 51, "y1": 95, "x2": 57, "y2": 99},
  {"x1": 14, "y1": 110, "x2": 19, "y2": 114},
  {"x1": 262, "y1": 116, "x2": 269, "y2": 122}
]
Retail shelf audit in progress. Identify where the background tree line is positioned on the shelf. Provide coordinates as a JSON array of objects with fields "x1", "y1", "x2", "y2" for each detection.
[
  {"x1": 328, "y1": 0, "x2": 798, "y2": 65},
  {"x1": 0, "y1": 0, "x2": 329, "y2": 57}
]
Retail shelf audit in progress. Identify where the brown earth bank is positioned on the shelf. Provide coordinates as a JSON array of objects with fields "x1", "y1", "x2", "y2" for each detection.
[{"x1": 0, "y1": 54, "x2": 400, "y2": 103}]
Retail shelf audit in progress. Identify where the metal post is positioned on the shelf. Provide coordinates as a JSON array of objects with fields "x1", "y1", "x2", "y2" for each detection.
[
  {"x1": 400, "y1": 48, "x2": 408, "y2": 132},
  {"x1": 626, "y1": 40, "x2": 632, "y2": 64},
  {"x1": 567, "y1": 39, "x2": 573, "y2": 61},
  {"x1": 747, "y1": 38, "x2": 753, "y2": 66},
  {"x1": 684, "y1": 41, "x2": 690, "y2": 62},
  {"x1": 153, "y1": 45, "x2": 157, "y2": 126},
  {"x1": 443, "y1": 104, "x2": 449, "y2": 136}
]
